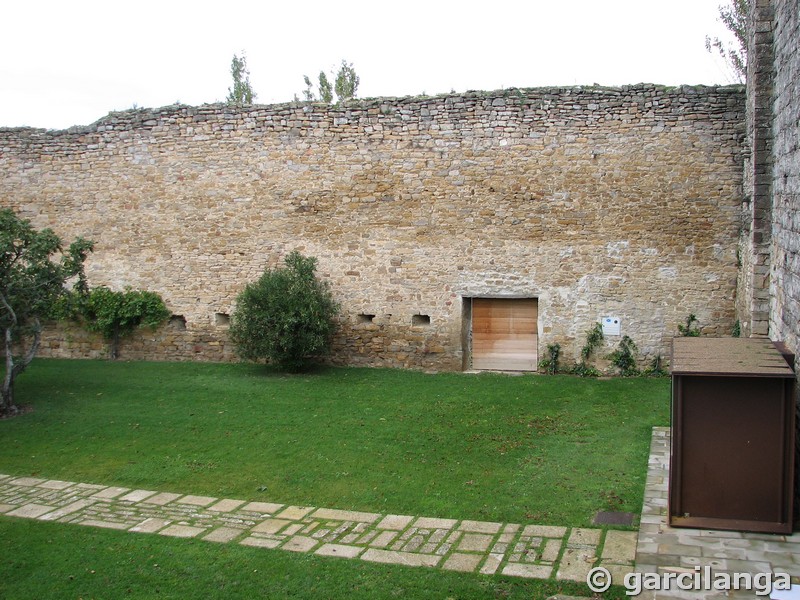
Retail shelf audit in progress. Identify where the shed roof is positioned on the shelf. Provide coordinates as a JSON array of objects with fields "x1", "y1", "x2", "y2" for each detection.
[{"x1": 670, "y1": 337, "x2": 795, "y2": 377}]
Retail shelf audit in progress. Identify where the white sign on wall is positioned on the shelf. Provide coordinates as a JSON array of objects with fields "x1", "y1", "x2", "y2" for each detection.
[{"x1": 602, "y1": 317, "x2": 621, "y2": 336}]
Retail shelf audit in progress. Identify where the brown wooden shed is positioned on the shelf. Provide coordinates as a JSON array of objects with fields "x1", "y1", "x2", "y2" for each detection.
[{"x1": 669, "y1": 337, "x2": 796, "y2": 534}]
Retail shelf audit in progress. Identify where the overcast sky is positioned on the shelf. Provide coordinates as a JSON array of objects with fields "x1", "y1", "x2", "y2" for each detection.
[{"x1": 2, "y1": 0, "x2": 741, "y2": 131}]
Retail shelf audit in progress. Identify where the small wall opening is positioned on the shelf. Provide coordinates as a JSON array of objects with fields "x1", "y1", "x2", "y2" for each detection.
[
  {"x1": 169, "y1": 315, "x2": 187, "y2": 330},
  {"x1": 358, "y1": 313, "x2": 376, "y2": 324},
  {"x1": 215, "y1": 312, "x2": 230, "y2": 327},
  {"x1": 412, "y1": 314, "x2": 431, "y2": 327}
]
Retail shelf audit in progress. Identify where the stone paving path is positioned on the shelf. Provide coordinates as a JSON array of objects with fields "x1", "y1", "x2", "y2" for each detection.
[
  {"x1": 635, "y1": 427, "x2": 800, "y2": 599},
  {"x1": 0, "y1": 472, "x2": 636, "y2": 584}
]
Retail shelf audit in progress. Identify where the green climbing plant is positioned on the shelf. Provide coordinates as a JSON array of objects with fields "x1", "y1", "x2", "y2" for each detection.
[
  {"x1": 677, "y1": 314, "x2": 701, "y2": 337},
  {"x1": 607, "y1": 335, "x2": 640, "y2": 377},
  {"x1": 78, "y1": 287, "x2": 171, "y2": 359},
  {"x1": 572, "y1": 323, "x2": 604, "y2": 377},
  {"x1": 643, "y1": 354, "x2": 669, "y2": 377},
  {"x1": 538, "y1": 343, "x2": 561, "y2": 375}
]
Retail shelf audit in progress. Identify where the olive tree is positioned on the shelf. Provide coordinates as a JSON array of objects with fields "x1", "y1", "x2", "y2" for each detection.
[
  {"x1": 229, "y1": 251, "x2": 339, "y2": 371},
  {"x1": 0, "y1": 209, "x2": 93, "y2": 415}
]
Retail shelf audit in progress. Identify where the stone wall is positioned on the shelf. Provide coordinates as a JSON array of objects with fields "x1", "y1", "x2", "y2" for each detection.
[
  {"x1": 0, "y1": 85, "x2": 745, "y2": 370},
  {"x1": 737, "y1": 0, "x2": 776, "y2": 338},
  {"x1": 769, "y1": 0, "x2": 800, "y2": 358}
]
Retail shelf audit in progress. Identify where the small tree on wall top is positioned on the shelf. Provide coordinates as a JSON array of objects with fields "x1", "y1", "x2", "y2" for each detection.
[{"x1": 229, "y1": 251, "x2": 339, "y2": 371}]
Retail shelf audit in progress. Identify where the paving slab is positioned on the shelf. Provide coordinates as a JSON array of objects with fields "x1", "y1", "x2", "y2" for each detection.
[
  {"x1": 480, "y1": 553, "x2": 504, "y2": 575},
  {"x1": 252, "y1": 518, "x2": 292, "y2": 534},
  {"x1": 602, "y1": 530, "x2": 637, "y2": 563},
  {"x1": 10, "y1": 477, "x2": 47, "y2": 487},
  {"x1": 413, "y1": 517, "x2": 457, "y2": 530},
  {"x1": 240, "y1": 536, "x2": 282, "y2": 549},
  {"x1": 91, "y1": 487, "x2": 130, "y2": 499},
  {"x1": 38, "y1": 499, "x2": 95, "y2": 521},
  {"x1": 311, "y1": 508, "x2": 381, "y2": 523},
  {"x1": 208, "y1": 499, "x2": 246, "y2": 512},
  {"x1": 38, "y1": 480, "x2": 74, "y2": 490},
  {"x1": 241, "y1": 501, "x2": 283, "y2": 514},
  {"x1": 176, "y1": 495, "x2": 217, "y2": 507},
  {"x1": 557, "y1": 547, "x2": 596, "y2": 581},
  {"x1": 142, "y1": 492, "x2": 182, "y2": 506},
  {"x1": 119, "y1": 490, "x2": 158, "y2": 503},
  {"x1": 274, "y1": 505, "x2": 314, "y2": 520},
  {"x1": 315, "y1": 543, "x2": 364, "y2": 558},
  {"x1": 459, "y1": 520, "x2": 502, "y2": 534},
  {"x1": 282, "y1": 536, "x2": 318, "y2": 553},
  {"x1": 130, "y1": 518, "x2": 171, "y2": 533},
  {"x1": 458, "y1": 533, "x2": 494, "y2": 552},
  {"x1": 369, "y1": 530, "x2": 398, "y2": 548},
  {"x1": 6, "y1": 503, "x2": 56, "y2": 518},
  {"x1": 376, "y1": 514, "x2": 414, "y2": 530},
  {"x1": 80, "y1": 518, "x2": 130, "y2": 530},
  {"x1": 159, "y1": 525, "x2": 206, "y2": 538},
  {"x1": 203, "y1": 527, "x2": 243, "y2": 543},
  {"x1": 442, "y1": 552, "x2": 482, "y2": 572},
  {"x1": 502, "y1": 563, "x2": 553, "y2": 578},
  {"x1": 361, "y1": 548, "x2": 442, "y2": 568},
  {"x1": 567, "y1": 527, "x2": 601, "y2": 547},
  {"x1": 523, "y1": 524, "x2": 566, "y2": 538}
]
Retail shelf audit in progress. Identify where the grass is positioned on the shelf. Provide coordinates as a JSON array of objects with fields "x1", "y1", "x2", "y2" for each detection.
[
  {"x1": 0, "y1": 517, "x2": 631, "y2": 600},
  {"x1": 2, "y1": 359, "x2": 669, "y2": 526},
  {"x1": 0, "y1": 358, "x2": 669, "y2": 599}
]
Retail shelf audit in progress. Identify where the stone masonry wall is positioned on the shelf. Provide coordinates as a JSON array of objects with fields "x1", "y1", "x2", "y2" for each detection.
[
  {"x1": 737, "y1": 0, "x2": 776, "y2": 339},
  {"x1": 0, "y1": 85, "x2": 745, "y2": 370},
  {"x1": 769, "y1": 0, "x2": 800, "y2": 359}
]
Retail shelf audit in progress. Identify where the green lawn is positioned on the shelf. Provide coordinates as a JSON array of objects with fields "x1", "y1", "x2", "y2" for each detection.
[
  {"x1": 2, "y1": 359, "x2": 669, "y2": 526},
  {"x1": 0, "y1": 359, "x2": 669, "y2": 599}
]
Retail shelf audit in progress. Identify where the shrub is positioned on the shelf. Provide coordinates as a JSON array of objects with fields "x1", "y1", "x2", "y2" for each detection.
[
  {"x1": 608, "y1": 335, "x2": 640, "y2": 377},
  {"x1": 678, "y1": 313, "x2": 701, "y2": 337},
  {"x1": 538, "y1": 343, "x2": 561, "y2": 374},
  {"x1": 571, "y1": 323, "x2": 604, "y2": 377},
  {"x1": 80, "y1": 287, "x2": 170, "y2": 359},
  {"x1": 643, "y1": 354, "x2": 669, "y2": 377},
  {"x1": 229, "y1": 251, "x2": 339, "y2": 371}
]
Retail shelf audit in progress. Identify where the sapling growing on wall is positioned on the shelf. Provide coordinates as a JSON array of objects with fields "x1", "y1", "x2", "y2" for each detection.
[
  {"x1": 226, "y1": 52, "x2": 257, "y2": 105},
  {"x1": 300, "y1": 59, "x2": 360, "y2": 104}
]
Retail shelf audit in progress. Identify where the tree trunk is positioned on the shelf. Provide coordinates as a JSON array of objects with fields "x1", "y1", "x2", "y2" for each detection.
[
  {"x1": 1, "y1": 320, "x2": 41, "y2": 417},
  {"x1": 2, "y1": 326, "x2": 18, "y2": 416},
  {"x1": 111, "y1": 326, "x2": 120, "y2": 360}
]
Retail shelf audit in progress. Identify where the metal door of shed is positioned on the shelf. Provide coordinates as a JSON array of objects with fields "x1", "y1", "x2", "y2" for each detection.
[
  {"x1": 470, "y1": 298, "x2": 538, "y2": 371},
  {"x1": 669, "y1": 337, "x2": 796, "y2": 534}
]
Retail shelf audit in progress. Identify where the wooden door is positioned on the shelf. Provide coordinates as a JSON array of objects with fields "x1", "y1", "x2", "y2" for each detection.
[{"x1": 471, "y1": 298, "x2": 538, "y2": 371}]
